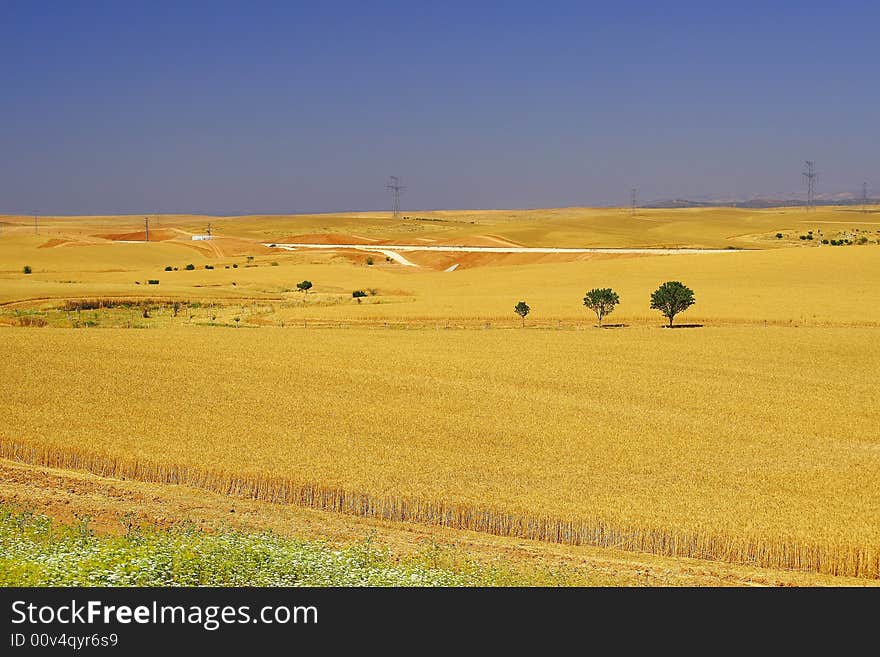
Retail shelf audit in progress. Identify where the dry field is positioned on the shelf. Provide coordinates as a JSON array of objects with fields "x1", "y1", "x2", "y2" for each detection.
[
  {"x1": 1, "y1": 207, "x2": 878, "y2": 326},
  {"x1": 1, "y1": 206, "x2": 879, "y2": 583}
]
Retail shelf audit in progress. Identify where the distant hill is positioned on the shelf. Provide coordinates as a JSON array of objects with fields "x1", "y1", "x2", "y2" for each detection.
[
  {"x1": 642, "y1": 195, "x2": 877, "y2": 209},
  {"x1": 642, "y1": 199, "x2": 721, "y2": 209}
]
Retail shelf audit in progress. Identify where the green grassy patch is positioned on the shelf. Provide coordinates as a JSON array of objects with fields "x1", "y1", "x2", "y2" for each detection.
[{"x1": 0, "y1": 505, "x2": 559, "y2": 587}]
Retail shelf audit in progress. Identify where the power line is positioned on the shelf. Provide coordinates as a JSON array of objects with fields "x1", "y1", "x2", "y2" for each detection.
[
  {"x1": 803, "y1": 161, "x2": 817, "y2": 211},
  {"x1": 386, "y1": 176, "x2": 405, "y2": 219}
]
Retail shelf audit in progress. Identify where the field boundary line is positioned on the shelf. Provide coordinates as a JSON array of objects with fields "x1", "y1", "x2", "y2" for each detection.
[{"x1": 1, "y1": 439, "x2": 876, "y2": 580}]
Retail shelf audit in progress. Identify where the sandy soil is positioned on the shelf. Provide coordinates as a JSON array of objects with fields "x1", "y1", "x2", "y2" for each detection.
[
  {"x1": 98, "y1": 229, "x2": 179, "y2": 242},
  {"x1": 277, "y1": 233, "x2": 382, "y2": 245}
]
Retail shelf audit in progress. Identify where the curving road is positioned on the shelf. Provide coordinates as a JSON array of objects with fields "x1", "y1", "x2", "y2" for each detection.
[
  {"x1": 266, "y1": 242, "x2": 740, "y2": 255},
  {"x1": 265, "y1": 242, "x2": 741, "y2": 268}
]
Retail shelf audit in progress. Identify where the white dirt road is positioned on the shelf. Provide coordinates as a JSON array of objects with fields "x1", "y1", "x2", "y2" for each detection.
[{"x1": 266, "y1": 242, "x2": 742, "y2": 269}]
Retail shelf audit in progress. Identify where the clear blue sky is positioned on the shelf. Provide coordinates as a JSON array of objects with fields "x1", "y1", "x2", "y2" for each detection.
[{"x1": 1, "y1": 1, "x2": 877, "y2": 214}]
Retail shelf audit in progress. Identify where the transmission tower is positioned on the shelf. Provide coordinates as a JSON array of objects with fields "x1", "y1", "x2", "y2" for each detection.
[
  {"x1": 862, "y1": 182, "x2": 869, "y2": 214},
  {"x1": 803, "y1": 161, "x2": 817, "y2": 211},
  {"x1": 206, "y1": 222, "x2": 212, "y2": 238},
  {"x1": 144, "y1": 218, "x2": 150, "y2": 242},
  {"x1": 34, "y1": 212, "x2": 38, "y2": 235},
  {"x1": 630, "y1": 188, "x2": 638, "y2": 216},
  {"x1": 386, "y1": 176, "x2": 405, "y2": 218}
]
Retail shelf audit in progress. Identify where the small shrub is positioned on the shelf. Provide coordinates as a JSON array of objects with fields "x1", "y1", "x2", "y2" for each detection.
[
  {"x1": 185, "y1": 264, "x2": 195, "y2": 270},
  {"x1": 23, "y1": 265, "x2": 32, "y2": 274},
  {"x1": 822, "y1": 239, "x2": 829, "y2": 244},
  {"x1": 514, "y1": 301, "x2": 530, "y2": 327},
  {"x1": 352, "y1": 290, "x2": 367, "y2": 298},
  {"x1": 271, "y1": 262, "x2": 279, "y2": 266},
  {"x1": 233, "y1": 264, "x2": 238, "y2": 269},
  {"x1": 147, "y1": 279, "x2": 159, "y2": 285},
  {"x1": 205, "y1": 264, "x2": 214, "y2": 270},
  {"x1": 775, "y1": 233, "x2": 783, "y2": 239},
  {"x1": 366, "y1": 256, "x2": 374, "y2": 266},
  {"x1": 164, "y1": 266, "x2": 173, "y2": 271},
  {"x1": 18, "y1": 316, "x2": 47, "y2": 327}
]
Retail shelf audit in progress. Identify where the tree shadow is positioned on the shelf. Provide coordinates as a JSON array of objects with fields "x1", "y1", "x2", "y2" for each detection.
[
  {"x1": 664, "y1": 324, "x2": 704, "y2": 329},
  {"x1": 599, "y1": 323, "x2": 628, "y2": 329}
]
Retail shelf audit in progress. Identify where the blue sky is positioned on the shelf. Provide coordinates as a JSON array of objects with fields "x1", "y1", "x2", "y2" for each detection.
[{"x1": 1, "y1": 1, "x2": 877, "y2": 214}]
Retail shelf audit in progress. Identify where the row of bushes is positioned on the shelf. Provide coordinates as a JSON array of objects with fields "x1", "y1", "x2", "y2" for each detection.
[
  {"x1": 164, "y1": 260, "x2": 279, "y2": 272},
  {"x1": 55, "y1": 298, "x2": 184, "y2": 312},
  {"x1": 789, "y1": 232, "x2": 871, "y2": 245},
  {"x1": 294, "y1": 281, "x2": 377, "y2": 299}
]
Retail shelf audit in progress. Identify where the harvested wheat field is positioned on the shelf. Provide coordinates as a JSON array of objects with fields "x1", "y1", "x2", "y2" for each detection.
[{"x1": 1, "y1": 325, "x2": 878, "y2": 578}]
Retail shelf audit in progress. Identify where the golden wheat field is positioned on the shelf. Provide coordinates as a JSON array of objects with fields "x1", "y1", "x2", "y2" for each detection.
[
  {"x1": 1, "y1": 326, "x2": 879, "y2": 577},
  {"x1": 1, "y1": 207, "x2": 879, "y2": 581}
]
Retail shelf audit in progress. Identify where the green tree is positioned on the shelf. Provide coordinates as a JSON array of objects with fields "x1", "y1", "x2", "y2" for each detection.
[
  {"x1": 650, "y1": 281, "x2": 695, "y2": 328},
  {"x1": 582, "y1": 288, "x2": 620, "y2": 327},
  {"x1": 23, "y1": 265, "x2": 32, "y2": 274},
  {"x1": 514, "y1": 301, "x2": 530, "y2": 327},
  {"x1": 296, "y1": 280, "x2": 313, "y2": 294}
]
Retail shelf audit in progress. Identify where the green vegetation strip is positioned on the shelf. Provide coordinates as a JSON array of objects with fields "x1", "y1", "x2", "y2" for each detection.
[{"x1": 0, "y1": 506, "x2": 541, "y2": 587}]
